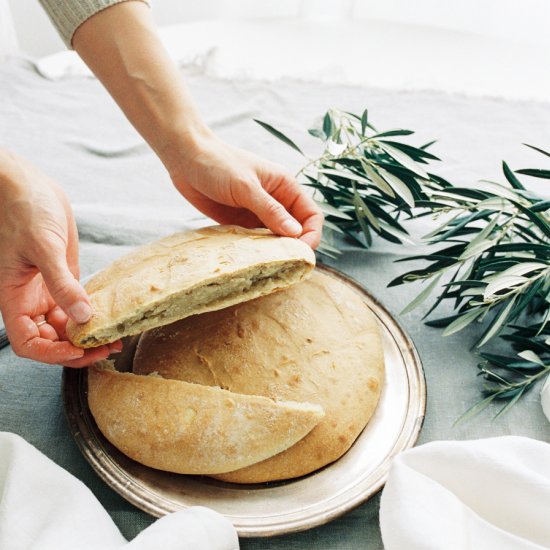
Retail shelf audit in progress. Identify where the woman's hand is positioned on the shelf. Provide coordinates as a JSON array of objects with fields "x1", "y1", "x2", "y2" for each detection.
[
  {"x1": 169, "y1": 134, "x2": 324, "y2": 249},
  {"x1": 0, "y1": 151, "x2": 121, "y2": 367},
  {"x1": 72, "y1": 2, "x2": 323, "y2": 248}
]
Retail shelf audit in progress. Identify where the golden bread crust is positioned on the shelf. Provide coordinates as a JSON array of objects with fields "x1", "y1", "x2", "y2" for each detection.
[
  {"x1": 88, "y1": 363, "x2": 324, "y2": 474},
  {"x1": 134, "y1": 270, "x2": 384, "y2": 483}
]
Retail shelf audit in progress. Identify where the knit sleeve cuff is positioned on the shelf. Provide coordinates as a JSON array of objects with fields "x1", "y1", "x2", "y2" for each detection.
[{"x1": 39, "y1": 0, "x2": 151, "y2": 49}]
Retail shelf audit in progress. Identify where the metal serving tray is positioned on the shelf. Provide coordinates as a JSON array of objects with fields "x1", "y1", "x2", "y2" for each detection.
[{"x1": 62, "y1": 264, "x2": 426, "y2": 537}]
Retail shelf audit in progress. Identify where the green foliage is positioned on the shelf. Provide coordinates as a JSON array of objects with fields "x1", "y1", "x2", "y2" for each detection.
[
  {"x1": 466, "y1": 322, "x2": 550, "y2": 420},
  {"x1": 257, "y1": 111, "x2": 550, "y2": 416},
  {"x1": 392, "y1": 150, "x2": 549, "y2": 415},
  {"x1": 256, "y1": 109, "x2": 446, "y2": 253}
]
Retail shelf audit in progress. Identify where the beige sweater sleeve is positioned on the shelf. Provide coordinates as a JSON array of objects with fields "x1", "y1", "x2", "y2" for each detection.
[{"x1": 39, "y1": 0, "x2": 151, "y2": 49}]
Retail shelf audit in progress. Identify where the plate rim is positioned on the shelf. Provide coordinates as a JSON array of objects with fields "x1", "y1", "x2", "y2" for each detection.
[{"x1": 62, "y1": 263, "x2": 426, "y2": 537}]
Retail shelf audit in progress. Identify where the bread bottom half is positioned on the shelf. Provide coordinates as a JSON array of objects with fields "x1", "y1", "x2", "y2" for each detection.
[
  {"x1": 133, "y1": 270, "x2": 385, "y2": 483},
  {"x1": 88, "y1": 361, "x2": 325, "y2": 475}
]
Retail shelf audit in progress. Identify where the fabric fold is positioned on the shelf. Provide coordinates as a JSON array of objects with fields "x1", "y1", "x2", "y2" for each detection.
[
  {"x1": 0, "y1": 432, "x2": 238, "y2": 550},
  {"x1": 380, "y1": 436, "x2": 550, "y2": 550}
]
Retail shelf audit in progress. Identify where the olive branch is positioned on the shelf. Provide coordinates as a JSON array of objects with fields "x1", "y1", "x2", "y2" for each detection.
[{"x1": 257, "y1": 111, "x2": 550, "y2": 418}]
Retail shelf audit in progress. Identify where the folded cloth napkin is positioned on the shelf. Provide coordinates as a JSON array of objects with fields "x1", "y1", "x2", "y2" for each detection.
[
  {"x1": 380, "y1": 436, "x2": 550, "y2": 550},
  {"x1": 0, "y1": 432, "x2": 239, "y2": 550}
]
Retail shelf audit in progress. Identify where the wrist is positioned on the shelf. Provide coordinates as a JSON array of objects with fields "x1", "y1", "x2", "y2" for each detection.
[
  {"x1": 158, "y1": 121, "x2": 217, "y2": 179},
  {"x1": 0, "y1": 150, "x2": 26, "y2": 201}
]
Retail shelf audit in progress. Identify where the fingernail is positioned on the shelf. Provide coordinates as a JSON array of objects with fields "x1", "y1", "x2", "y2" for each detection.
[
  {"x1": 281, "y1": 218, "x2": 302, "y2": 236},
  {"x1": 109, "y1": 344, "x2": 122, "y2": 354},
  {"x1": 110, "y1": 341, "x2": 123, "y2": 352},
  {"x1": 68, "y1": 302, "x2": 92, "y2": 324},
  {"x1": 69, "y1": 350, "x2": 85, "y2": 360}
]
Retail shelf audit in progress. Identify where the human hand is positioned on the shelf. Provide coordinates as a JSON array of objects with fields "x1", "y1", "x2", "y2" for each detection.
[
  {"x1": 71, "y1": 2, "x2": 322, "y2": 246},
  {"x1": 169, "y1": 134, "x2": 324, "y2": 249},
  {"x1": 0, "y1": 152, "x2": 121, "y2": 367}
]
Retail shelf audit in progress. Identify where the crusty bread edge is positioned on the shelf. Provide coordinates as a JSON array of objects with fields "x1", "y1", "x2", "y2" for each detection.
[
  {"x1": 69, "y1": 257, "x2": 314, "y2": 348},
  {"x1": 87, "y1": 361, "x2": 325, "y2": 474}
]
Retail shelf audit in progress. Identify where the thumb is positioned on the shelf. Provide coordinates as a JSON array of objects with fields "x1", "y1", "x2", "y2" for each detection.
[
  {"x1": 36, "y1": 248, "x2": 92, "y2": 324},
  {"x1": 245, "y1": 187, "x2": 302, "y2": 237}
]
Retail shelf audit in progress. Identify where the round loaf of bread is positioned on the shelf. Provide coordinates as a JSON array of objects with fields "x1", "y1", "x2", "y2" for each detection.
[
  {"x1": 68, "y1": 225, "x2": 315, "y2": 348},
  {"x1": 133, "y1": 270, "x2": 384, "y2": 483}
]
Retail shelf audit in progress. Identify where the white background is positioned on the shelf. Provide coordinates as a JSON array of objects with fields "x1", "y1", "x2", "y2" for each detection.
[
  {"x1": 4, "y1": 1, "x2": 550, "y2": 100},
  {"x1": 7, "y1": 0, "x2": 550, "y2": 56}
]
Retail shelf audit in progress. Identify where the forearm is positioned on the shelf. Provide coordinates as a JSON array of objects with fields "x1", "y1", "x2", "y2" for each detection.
[
  {"x1": 0, "y1": 149, "x2": 60, "y2": 242},
  {"x1": 0, "y1": 149, "x2": 51, "y2": 211},
  {"x1": 0, "y1": 148, "x2": 28, "y2": 201},
  {"x1": 0, "y1": 148, "x2": 20, "y2": 184},
  {"x1": 0, "y1": 150, "x2": 21, "y2": 241},
  {"x1": 72, "y1": 2, "x2": 212, "y2": 175}
]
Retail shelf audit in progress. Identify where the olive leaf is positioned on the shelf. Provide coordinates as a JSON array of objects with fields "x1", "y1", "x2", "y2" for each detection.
[{"x1": 259, "y1": 111, "x2": 550, "y2": 417}]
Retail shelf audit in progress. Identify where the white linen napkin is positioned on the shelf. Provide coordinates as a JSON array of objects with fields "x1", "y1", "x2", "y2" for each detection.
[
  {"x1": 0, "y1": 432, "x2": 238, "y2": 550},
  {"x1": 540, "y1": 376, "x2": 550, "y2": 424},
  {"x1": 380, "y1": 436, "x2": 550, "y2": 550}
]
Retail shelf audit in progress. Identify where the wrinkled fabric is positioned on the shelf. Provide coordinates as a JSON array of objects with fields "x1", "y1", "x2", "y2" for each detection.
[
  {"x1": 0, "y1": 432, "x2": 238, "y2": 550},
  {"x1": 0, "y1": 58, "x2": 550, "y2": 549},
  {"x1": 380, "y1": 437, "x2": 550, "y2": 550}
]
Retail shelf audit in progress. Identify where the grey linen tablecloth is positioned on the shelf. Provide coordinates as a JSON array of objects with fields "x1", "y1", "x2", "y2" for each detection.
[{"x1": 1, "y1": 58, "x2": 550, "y2": 549}]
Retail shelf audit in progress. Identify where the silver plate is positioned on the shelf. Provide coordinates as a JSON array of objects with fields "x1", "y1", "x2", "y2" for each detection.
[{"x1": 62, "y1": 264, "x2": 426, "y2": 537}]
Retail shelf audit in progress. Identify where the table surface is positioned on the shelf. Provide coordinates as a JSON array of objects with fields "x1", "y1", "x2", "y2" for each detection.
[{"x1": 1, "y1": 58, "x2": 550, "y2": 549}]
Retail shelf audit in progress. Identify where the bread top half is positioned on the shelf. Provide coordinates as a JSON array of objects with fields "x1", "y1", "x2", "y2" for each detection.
[{"x1": 67, "y1": 225, "x2": 315, "y2": 348}]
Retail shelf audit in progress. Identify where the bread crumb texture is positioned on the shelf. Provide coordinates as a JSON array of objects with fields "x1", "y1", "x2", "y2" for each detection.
[{"x1": 68, "y1": 226, "x2": 315, "y2": 348}]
